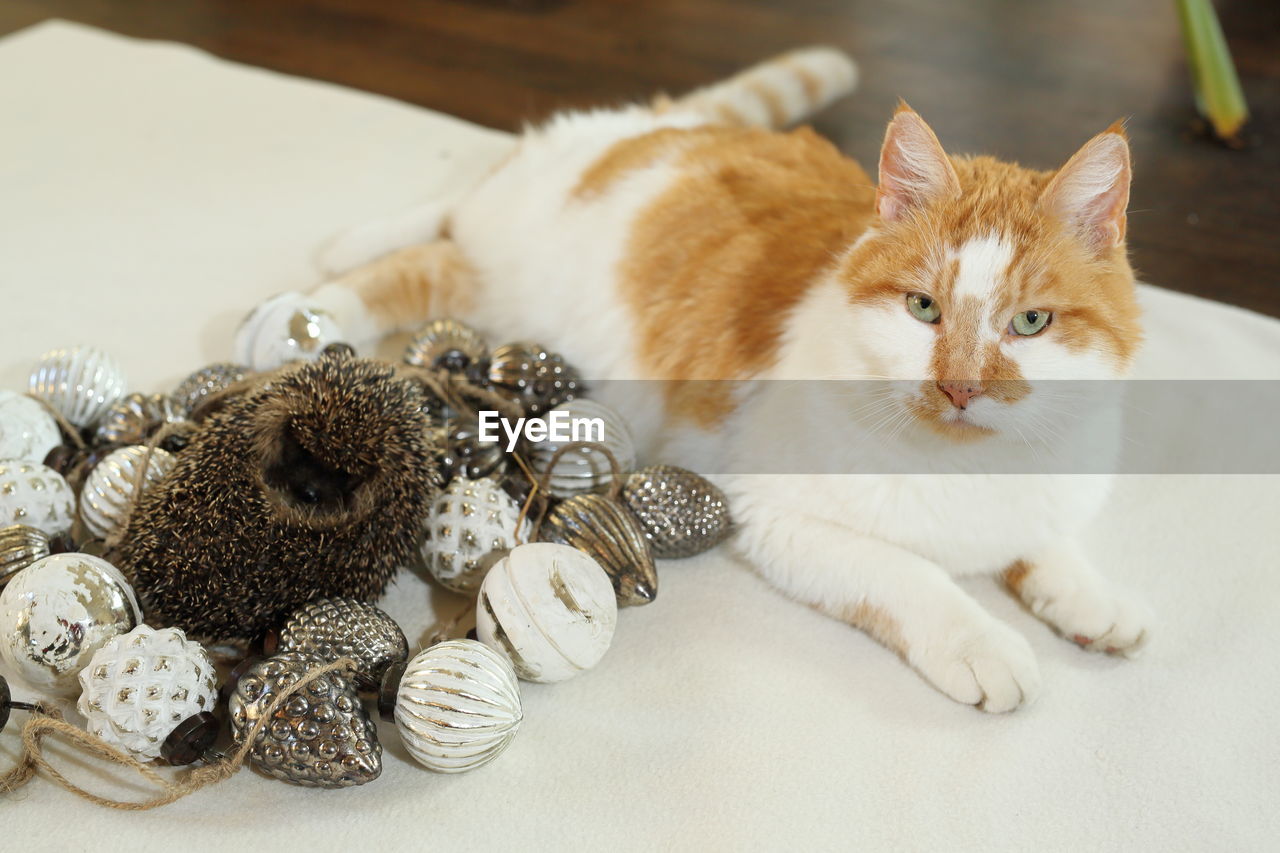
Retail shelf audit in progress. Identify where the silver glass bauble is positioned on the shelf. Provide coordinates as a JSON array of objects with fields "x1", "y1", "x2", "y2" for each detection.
[
  {"x1": 0, "y1": 553, "x2": 141, "y2": 696},
  {"x1": 0, "y1": 459, "x2": 76, "y2": 537},
  {"x1": 527, "y1": 399, "x2": 635, "y2": 498},
  {"x1": 93, "y1": 393, "x2": 184, "y2": 446},
  {"x1": 476, "y1": 543, "x2": 617, "y2": 683},
  {"x1": 274, "y1": 598, "x2": 408, "y2": 690},
  {"x1": 228, "y1": 654, "x2": 382, "y2": 788},
  {"x1": 234, "y1": 292, "x2": 346, "y2": 372},
  {"x1": 395, "y1": 639, "x2": 522, "y2": 773},
  {"x1": 80, "y1": 445, "x2": 177, "y2": 540},
  {"x1": 28, "y1": 346, "x2": 128, "y2": 429},
  {"x1": 542, "y1": 493, "x2": 657, "y2": 606},
  {"x1": 171, "y1": 362, "x2": 250, "y2": 416},
  {"x1": 404, "y1": 318, "x2": 488, "y2": 370},
  {"x1": 620, "y1": 465, "x2": 732, "y2": 558},
  {"x1": 487, "y1": 341, "x2": 582, "y2": 416},
  {"x1": 77, "y1": 624, "x2": 218, "y2": 761},
  {"x1": 0, "y1": 524, "x2": 51, "y2": 588},
  {"x1": 422, "y1": 477, "x2": 529, "y2": 594},
  {"x1": 0, "y1": 390, "x2": 62, "y2": 463}
]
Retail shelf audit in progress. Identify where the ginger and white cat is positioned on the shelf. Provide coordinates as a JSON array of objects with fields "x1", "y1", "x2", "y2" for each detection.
[{"x1": 303, "y1": 47, "x2": 1153, "y2": 712}]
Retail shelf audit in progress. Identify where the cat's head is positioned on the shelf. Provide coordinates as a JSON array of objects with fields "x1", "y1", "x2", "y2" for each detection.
[{"x1": 834, "y1": 104, "x2": 1142, "y2": 441}]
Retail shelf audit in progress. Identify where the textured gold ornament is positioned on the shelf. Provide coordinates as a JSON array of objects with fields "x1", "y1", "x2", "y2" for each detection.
[
  {"x1": 542, "y1": 493, "x2": 658, "y2": 606},
  {"x1": 0, "y1": 524, "x2": 51, "y2": 587}
]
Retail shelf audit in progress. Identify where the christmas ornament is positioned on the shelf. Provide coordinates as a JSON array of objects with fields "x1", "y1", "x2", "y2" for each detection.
[
  {"x1": 116, "y1": 355, "x2": 440, "y2": 640},
  {"x1": 28, "y1": 346, "x2": 128, "y2": 429},
  {"x1": 0, "y1": 524, "x2": 51, "y2": 587},
  {"x1": 228, "y1": 654, "x2": 382, "y2": 788},
  {"x1": 270, "y1": 597, "x2": 408, "y2": 690},
  {"x1": 439, "y1": 419, "x2": 507, "y2": 480},
  {"x1": 423, "y1": 477, "x2": 529, "y2": 594},
  {"x1": 0, "y1": 553, "x2": 141, "y2": 696},
  {"x1": 620, "y1": 465, "x2": 733, "y2": 558},
  {"x1": 93, "y1": 393, "x2": 184, "y2": 446},
  {"x1": 476, "y1": 543, "x2": 617, "y2": 683},
  {"x1": 528, "y1": 398, "x2": 635, "y2": 498},
  {"x1": 80, "y1": 445, "x2": 177, "y2": 540},
  {"x1": 0, "y1": 390, "x2": 62, "y2": 462},
  {"x1": 234, "y1": 292, "x2": 346, "y2": 372},
  {"x1": 405, "y1": 318, "x2": 488, "y2": 372},
  {"x1": 0, "y1": 459, "x2": 76, "y2": 537},
  {"x1": 76, "y1": 624, "x2": 218, "y2": 761},
  {"x1": 542, "y1": 493, "x2": 657, "y2": 606},
  {"x1": 487, "y1": 341, "x2": 582, "y2": 416},
  {"x1": 172, "y1": 362, "x2": 249, "y2": 415},
  {"x1": 391, "y1": 639, "x2": 522, "y2": 773}
]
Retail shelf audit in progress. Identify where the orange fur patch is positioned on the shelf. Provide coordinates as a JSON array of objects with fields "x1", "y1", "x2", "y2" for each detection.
[
  {"x1": 840, "y1": 600, "x2": 909, "y2": 659},
  {"x1": 1003, "y1": 560, "x2": 1032, "y2": 596},
  {"x1": 336, "y1": 242, "x2": 476, "y2": 332}
]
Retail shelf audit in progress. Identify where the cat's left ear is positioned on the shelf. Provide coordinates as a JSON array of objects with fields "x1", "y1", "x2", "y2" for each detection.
[{"x1": 1040, "y1": 121, "x2": 1131, "y2": 252}]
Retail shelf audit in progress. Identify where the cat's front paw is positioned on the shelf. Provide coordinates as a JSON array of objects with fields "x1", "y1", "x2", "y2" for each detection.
[
  {"x1": 1026, "y1": 583, "x2": 1153, "y2": 658},
  {"x1": 913, "y1": 617, "x2": 1041, "y2": 713}
]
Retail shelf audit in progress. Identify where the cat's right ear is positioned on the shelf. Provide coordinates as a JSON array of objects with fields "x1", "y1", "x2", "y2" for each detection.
[{"x1": 875, "y1": 103, "x2": 961, "y2": 222}]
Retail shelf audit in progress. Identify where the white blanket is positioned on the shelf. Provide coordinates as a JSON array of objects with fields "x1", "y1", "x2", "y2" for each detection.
[{"x1": 2, "y1": 21, "x2": 1278, "y2": 852}]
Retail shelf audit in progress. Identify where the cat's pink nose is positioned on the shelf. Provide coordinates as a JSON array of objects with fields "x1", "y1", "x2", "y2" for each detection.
[{"x1": 938, "y1": 380, "x2": 984, "y2": 409}]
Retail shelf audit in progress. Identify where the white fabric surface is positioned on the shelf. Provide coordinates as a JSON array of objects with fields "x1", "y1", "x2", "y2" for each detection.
[{"x1": 2, "y1": 21, "x2": 1279, "y2": 852}]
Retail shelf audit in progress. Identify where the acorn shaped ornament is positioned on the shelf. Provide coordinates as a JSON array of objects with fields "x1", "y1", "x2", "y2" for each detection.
[
  {"x1": 620, "y1": 465, "x2": 733, "y2": 558},
  {"x1": 80, "y1": 445, "x2": 177, "y2": 541},
  {"x1": 77, "y1": 624, "x2": 218, "y2": 761},
  {"x1": 0, "y1": 524, "x2": 51, "y2": 588},
  {"x1": 228, "y1": 654, "x2": 381, "y2": 788},
  {"x1": 0, "y1": 460, "x2": 76, "y2": 537},
  {"x1": 28, "y1": 346, "x2": 128, "y2": 429},
  {"x1": 542, "y1": 493, "x2": 658, "y2": 606},
  {"x1": 422, "y1": 477, "x2": 530, "y2": 594},
  {"x1": 476, "y1": 543, "x2": 617, "y2": 683},
  {"x1": 528, "y1": 399, "x2": 635, "y2": 498},
  {"x1": 115, "y1": 355, "x2": 440, "y2": 641},
  {"x1": 0, "y1": 553, "x2": 141, "y2": 696},
  {"x1": 171, "y1": 362, "x2": 249, "y2": 416},
  {"x1": 93, "y1": 393, "x2": 184, "y2": 447},
  {"x1": 0, "y1": 390, "x2": 61, "y2": 463},
  {"x1": 390, "y1": 639, "x2": 522, "y2": 773},
  {"x1": 271, "y1": 597, "x2": 408, "y2": 690}
]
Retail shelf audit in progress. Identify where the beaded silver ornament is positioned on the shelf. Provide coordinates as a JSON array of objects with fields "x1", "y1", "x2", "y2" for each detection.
[
  {"x1": 171, "y1": 362, "x2": 249, "y2": 415},
  {"x1": 79, "y1": 445, "x2": 177, "y2": 540},
  {"x1": 228, "y1": 654, "x2": 382, "y2": 788},
  {"x1": 77, "y1": 624, "x2": 218, "y2": 761},
  {"x1": 487, "y1": 341, "x2": 581, "y2": 416},
  {"x1": 542, "y1": 493, "x2": 657, "y2": 606},
  {"x1": 620, "y1": 465, "x2": 733, "y2": 558},
  {"x1": 274, "y1": 597, "x2": 408, "y2": 690},
  {"x1": 394, "y1": 639, "x2": 522, "y2": 774},
  {"x1": 27, "y1": 346, "x2": 128, "y2": 429},
  {"x1": 422, "y1": 477, "x2": 530, "y2": 594}
]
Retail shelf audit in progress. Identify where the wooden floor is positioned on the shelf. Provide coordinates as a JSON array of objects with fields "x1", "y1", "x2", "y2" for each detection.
[{"x1": 4, "y1": 0, "x2": 1278, "y2": 316}]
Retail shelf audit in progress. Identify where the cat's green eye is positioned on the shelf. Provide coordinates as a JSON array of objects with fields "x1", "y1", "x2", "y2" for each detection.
[
  {"x1": 906, "y1": 293, "x2": 941, "y2": 324},
  {"x1": 1010, "y1": 309, "x2": 1052, "y2": 336}
]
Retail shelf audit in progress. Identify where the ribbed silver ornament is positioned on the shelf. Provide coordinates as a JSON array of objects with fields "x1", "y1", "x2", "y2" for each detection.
[
  {"x1": 542, "y1": 493, "x2": 657, "y2": 606},
  {"x1": 0, "y1": 524, "x2": 51, "y2": 587},
  {"x1": 228, "y1": 654, "x2": 382, "y2": 788},
  {"x1": 27, "y1": 346, "x2": 128, "y2": 429},
  {"x1": 93, "y1": 393, "x2": 184, "y2": 446},
  {"x1": 527, "y1": 398, "x2": 635, "y2": 498},
  {"x1": 404, "y1": 318, "x2": 488, "y2": 369},
  {"x1": 79, "y1": 445, "x2": 177, "y2": 540},
  {"x1": 620, "y1": 465, "x2": 732, "y2": 558},
  {"x1": 274, "y1": 598, "x2": 408, "y2": 690}
]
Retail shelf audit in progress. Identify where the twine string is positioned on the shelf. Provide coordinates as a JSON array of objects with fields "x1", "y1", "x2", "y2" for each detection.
[
  {"x1": 6, "y1": 658, "x2": 356, "y2": 810},
  {"x1": 513, "y1": 440, "x2": 624, "y2": 545},
  {"x1": 0, "y1": 702, "x2": 63, "y2": 795}
]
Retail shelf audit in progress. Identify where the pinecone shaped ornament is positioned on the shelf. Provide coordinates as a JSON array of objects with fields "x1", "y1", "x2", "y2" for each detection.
[
  {"x1": 423, "y1": 477, "x2": 530, "y2": 594},
  {"x1": 115, "y1": 355, "x2": 441, "y2": 641},
  {"x1": 229, "y1": 654, "x2": 381, "y2": 788},
  {"x1": 77, "y1": 625, "x2": 218, "y2": 761},
  {"x1": 273, "y1": 598, "x2": 408, "y2": 690},
  {"x1": 171, "y1": 362, "x2": 249, "y2": 416},
  {"x1": 620, "y1": 465, "x2": 732, "y2": 558}
]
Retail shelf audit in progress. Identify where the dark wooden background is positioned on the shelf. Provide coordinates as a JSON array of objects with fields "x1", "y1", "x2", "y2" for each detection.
[{"x1": 4, "y1": 0, "x2": 1277, "y2": 316}]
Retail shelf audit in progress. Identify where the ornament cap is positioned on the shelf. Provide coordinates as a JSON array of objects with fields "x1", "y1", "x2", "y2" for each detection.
[
  {"x1": 0, "y1": 674, "x2": 40, "y2": 734},
  {"x1": 160, "y1": 711, "x2": 221, "y2": 766},
  {"x1": 260, "y1": 626, "x2": 280, "y2": 657},
  {"x1": 378, "y1": 661, "x2": 407, "y2": 722}
]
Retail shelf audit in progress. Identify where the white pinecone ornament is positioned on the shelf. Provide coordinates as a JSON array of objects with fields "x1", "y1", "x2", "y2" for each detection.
[
  {"x1": 422, "y1": 477, "x2": 530, "y2": 594},
  {"x1": 77, "y1": 624, "x2": 218, "y2": 761}
]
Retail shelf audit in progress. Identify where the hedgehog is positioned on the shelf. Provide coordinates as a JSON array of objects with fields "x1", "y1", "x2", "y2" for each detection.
[{"x1": 114, "y1": 351, "x2": 442, "y2": 642}]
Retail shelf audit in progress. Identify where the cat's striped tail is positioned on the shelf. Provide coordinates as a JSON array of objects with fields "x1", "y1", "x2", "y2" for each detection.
[{"x1": 670, "y1": 47, "x2": 858, "y2": 129}]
